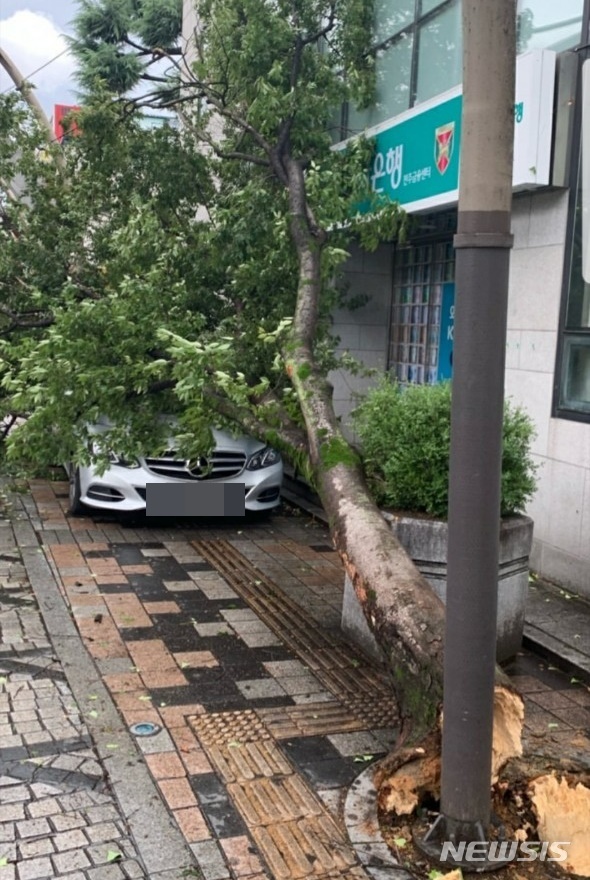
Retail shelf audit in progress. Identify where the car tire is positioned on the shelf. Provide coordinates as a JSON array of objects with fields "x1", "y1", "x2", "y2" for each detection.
[{"x1": 68, "y1": 467, "x2": 86, "y2": 516}]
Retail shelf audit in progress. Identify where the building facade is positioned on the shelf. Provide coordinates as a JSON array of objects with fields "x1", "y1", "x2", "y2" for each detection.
[
  {"x1": 330, "y1": 1, "x2": 590, "y2": 598},
  {"x1": 179, "y1": 0, "x2": 590, "y2": 598}
]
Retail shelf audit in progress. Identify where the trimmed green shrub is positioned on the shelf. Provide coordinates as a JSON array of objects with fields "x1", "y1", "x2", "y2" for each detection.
[{"x1": 352, "y1": 379, "x2": 538, "y2": 518}]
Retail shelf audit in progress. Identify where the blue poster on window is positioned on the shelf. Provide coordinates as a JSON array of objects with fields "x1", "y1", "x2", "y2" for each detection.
[{"x1": 437, "y1": 282, "x2": 455, "y2": 381}]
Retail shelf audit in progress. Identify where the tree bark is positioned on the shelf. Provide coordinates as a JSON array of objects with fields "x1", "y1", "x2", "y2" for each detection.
[{"x1": 282, "y1": 154, "x2": 446, "y2": 744}]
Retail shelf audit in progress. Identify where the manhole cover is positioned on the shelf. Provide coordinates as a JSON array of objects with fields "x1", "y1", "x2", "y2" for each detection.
[{"x1": 129, "y1": 721, "x2": 161, "y2": 737}]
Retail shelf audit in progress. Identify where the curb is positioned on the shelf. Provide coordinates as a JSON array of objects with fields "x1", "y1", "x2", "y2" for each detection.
[{"x1": 344, "y1": 764, "x2": 413, "y2": 880}]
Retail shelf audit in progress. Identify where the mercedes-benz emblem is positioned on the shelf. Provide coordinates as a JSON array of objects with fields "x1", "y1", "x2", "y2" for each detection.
[{"x1": 187, "y1": 457, "x2": 208, "y2": 476}]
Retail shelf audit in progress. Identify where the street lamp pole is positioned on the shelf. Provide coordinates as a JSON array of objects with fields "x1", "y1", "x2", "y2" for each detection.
[{"x1": 418, "y1": 0, "x2": 516, "y2": 868}]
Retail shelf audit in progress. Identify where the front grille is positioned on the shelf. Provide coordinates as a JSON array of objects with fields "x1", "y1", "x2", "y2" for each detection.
[
  {"x1": 87, "y1": 485, "x2": 125, "y2": 502},
  {"x1": 143, "y1": 450, "x2": 247, "y2": 481}
]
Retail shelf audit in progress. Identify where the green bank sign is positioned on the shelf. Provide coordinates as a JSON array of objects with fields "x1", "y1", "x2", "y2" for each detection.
[
  {"x1": 369, "y1": 92, "x2": 462, "y2": 212},
  {"x1": 359, "y1": 49, "x2": 555, "y2": 213}
]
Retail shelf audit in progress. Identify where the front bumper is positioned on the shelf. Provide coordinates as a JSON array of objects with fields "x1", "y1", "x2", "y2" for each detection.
[{"x1": 78, "y1": 461, "x2": 283, "y2": 513}]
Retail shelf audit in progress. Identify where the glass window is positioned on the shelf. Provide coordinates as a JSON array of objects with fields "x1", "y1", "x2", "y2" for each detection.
[
  {"x1": 347, "y1": 33, "x2": 413, "y2": 133},
  {"x1": 414, "y1": 0, "x2": 462, "y2": 105},
  {"x1": 557, "y1": 60, "x2": 590, "y2": 418},
  {"x1": 516, "y1": 0, "x2": 583, "y2": 54},
  {"x1": 374, "y1": 0, "x2": 415, "y2": 43},
  {"x1": 420, "y1": 0, "x2": 448, "y2": 17},
  {"x1": 560, "y1": 338, "x2": 590, "y2": 413},
  {"x1": 389, "y1": 214, "x2": 456, "y2": 385}
]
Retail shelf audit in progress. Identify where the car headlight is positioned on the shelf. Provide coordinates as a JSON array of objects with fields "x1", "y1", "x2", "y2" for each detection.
[
  {"x1": 246, "y1": 446, "x2": 281, "y2": 470},
  {"x1": 108, "y1": 453, "x2": 141, "y2": 469}
]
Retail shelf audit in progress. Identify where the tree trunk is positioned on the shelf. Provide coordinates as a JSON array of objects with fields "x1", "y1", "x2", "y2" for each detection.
[
  {"x1": 280, "y1": 151, "x2": 523, "y2": 809},
  {"x1": 283, "y1": 156, "x2": 445, "y2": 744}
]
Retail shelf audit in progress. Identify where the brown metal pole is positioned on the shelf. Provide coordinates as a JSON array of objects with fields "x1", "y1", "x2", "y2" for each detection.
[{"x1": 418, "y1": 0, "x2": 516, "y2": 867}]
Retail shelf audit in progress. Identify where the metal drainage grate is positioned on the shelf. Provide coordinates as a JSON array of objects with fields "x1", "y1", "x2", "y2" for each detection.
[{"x1": 129, "y1": 721, "x2": 161, "y2": 737}]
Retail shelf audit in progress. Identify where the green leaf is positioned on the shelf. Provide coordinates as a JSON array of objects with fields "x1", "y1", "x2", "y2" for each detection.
[
  {"x1": 394, "y1": 837, "x2": 407, "y2": 848},
  {"x1": 88, "y1": 710, "x2": 98, "y2": 718},
  {"x1": 106, "y1": 850, "x2": 122, "y2": 862}
]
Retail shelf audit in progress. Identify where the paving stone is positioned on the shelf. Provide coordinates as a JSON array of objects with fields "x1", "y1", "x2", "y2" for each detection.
[
  {"x1": 53, "y1": 828, "x2": 89, "y2": 851},
  {"x1": 0, "y1": 786, "x2": 29, "y2": 804},
  {"x1": 86, "y1": 841, "x2": 127, "y2": 866},
  {"x1": 29, "y1": 783, "x2": 62, "y2": 799},
  {"x1": 83, "y1": 804, "x2": 121, "y2": 824},
  {"x1": 48, "y1": 810, "x2": 85, "y2": 832},
  {"x1": 17, "y1": 835, "x2": 55, "y2": 858},
  {"x1": 17, "y1": 856, "x2": 53, "y2": 879},
  {"x1": 85, "y1": 821, "x2": 121, "y2": 843},
  {"x1": 87, "y1": 864, "x2": 126, "y2": 879},
  {"x1": 0, "y1": 842, "x2": 16, "y2": 864},
  {"x1": 327, "y1": 731, "x2": 389, "y2": 757},
  {"x1": 144, "y1": 752, "x2": 185, "y2": 780},
  {"x1": 235, "y1": 679, "x2": 286, "y2": 700},
  {"x1": 58, "y1": 791, "x2": 100, "y2": 811},
  {"x1": 135, "y1": 729, "x2": 175, "y2": 755},
  {"x1": 15, "y1": 817, "x2": 51, "y2": 839},
  {"x1": 120, "y1": 860, "x2": 146, "y2": 879},
  {"x1": 157, "y1": 778, "x2": 197, "y2": 810},
  {"x1": 0, "y1": 822, "x2": 16, "y2": 842},
  {"x1": 190, "y1": 839, "x2": 231, "y2": 879},
  {"x1": 51, "y1": 848, "x2": 91, "y2": 873}
]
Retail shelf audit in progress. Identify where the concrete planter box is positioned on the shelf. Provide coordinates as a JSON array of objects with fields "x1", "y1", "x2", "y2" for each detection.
[{"x1": 342, "y1": 512, "x2": 534, "y2": 663}]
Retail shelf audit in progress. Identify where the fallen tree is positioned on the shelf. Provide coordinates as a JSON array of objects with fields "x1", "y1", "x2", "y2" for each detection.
[{"x1": 2, "y1": 0, "x2": 525, "y2": 778}]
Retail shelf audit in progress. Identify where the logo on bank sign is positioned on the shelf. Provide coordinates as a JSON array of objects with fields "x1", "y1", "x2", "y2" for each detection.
[{"x1": 435, "y1": 122, "x2": 455, "y2": 175}]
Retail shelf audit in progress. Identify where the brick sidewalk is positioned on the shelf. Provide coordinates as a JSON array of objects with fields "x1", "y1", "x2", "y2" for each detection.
[
  {"x1": 0, "y1": 520, "x2": 150, "y2": 879},
  {"x1": 2, "y1": 479, "x2": 590, "y2": 880}
]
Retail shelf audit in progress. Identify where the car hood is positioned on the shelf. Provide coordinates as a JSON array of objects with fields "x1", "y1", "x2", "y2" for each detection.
[{"x1": 90, "y1": 418, "x2": 268, "y2": 457}]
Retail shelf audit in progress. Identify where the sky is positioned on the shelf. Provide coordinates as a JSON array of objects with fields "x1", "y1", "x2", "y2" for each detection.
[{"x1": 0, "y1": 0, "x2": 79, "y2": 118}]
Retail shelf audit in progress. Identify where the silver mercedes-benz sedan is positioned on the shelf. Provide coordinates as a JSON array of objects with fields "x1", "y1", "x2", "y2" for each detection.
[{"x1": 66, "y1": 426, "x2": 283, "y2": 515}]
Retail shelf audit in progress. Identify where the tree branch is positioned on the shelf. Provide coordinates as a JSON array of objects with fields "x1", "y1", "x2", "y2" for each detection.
[
  {"x1": 0, "y1": 304, "x2": 54, "y2": 331},
  {"x1": 194, "y1": 125, "x2": 271, "y2": 168},
  {"x1": 204, "y1": 387, "x2": 309, "y2": 455}
]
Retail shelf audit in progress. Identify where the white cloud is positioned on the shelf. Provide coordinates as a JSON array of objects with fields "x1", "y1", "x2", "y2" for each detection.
[{"x1": 0, "y1": 10, "x2": 77, "y2": 111}]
